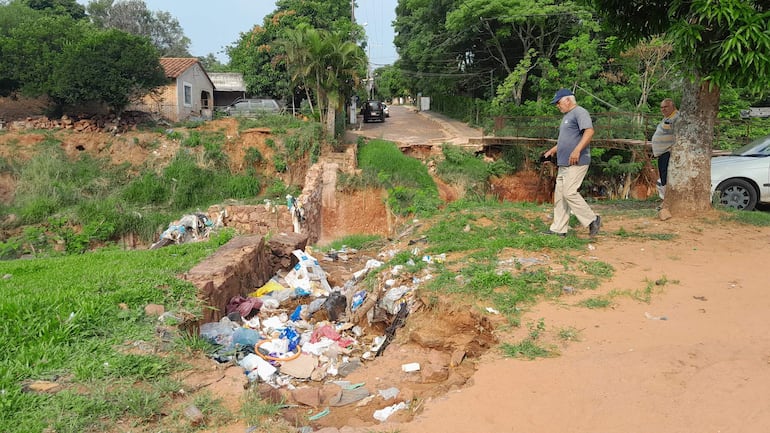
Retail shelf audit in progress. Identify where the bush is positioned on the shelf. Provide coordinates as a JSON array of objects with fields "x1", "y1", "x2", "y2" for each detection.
[{"x1": 358, "y1": 139, "x2": 441, "y2": 216}]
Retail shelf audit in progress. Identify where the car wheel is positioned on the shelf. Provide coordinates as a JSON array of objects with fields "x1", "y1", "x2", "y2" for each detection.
[{"x1": 717, "y1": 178, "x2": 758, "y2": 210}]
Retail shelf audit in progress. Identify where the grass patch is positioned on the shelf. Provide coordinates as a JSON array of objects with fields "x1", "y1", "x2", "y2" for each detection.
[
  {"x1": 317, "y1": 234, "x2": 384, "y2": 251},
  {"x1": 0, "y1": 236, "x2": 232, "y2": 433},
  {"x1": 557, "y1": 326, "x2": 582, "y2": 342},
  {"x1": 357, "y1": 139, "x2": 442, "y2": 216},
  {"x1": 409, "y1": 200, "x2": 615, "y2": 322},
  {"x1": 435, "y1": 144, "x2": 513, "y2": 199},
  {"x1": 615, "y1": 226, "x2": 676, "y2": 240},
  {"x1": 576, "y1": 296, "x2": 613, "y2": 309},
  {"x1": 718, "y1": 206, "x2": 770, "y2": 226},
  {"x1": 501, "y1": 320, "x2": 555, "y2": 359}
]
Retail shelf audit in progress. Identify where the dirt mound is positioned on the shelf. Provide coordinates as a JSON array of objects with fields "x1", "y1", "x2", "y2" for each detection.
[{"x1": 490, "y1": 168, "x2": 555, "y2": 203}]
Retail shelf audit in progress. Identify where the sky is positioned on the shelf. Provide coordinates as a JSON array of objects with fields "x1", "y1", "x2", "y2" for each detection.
[{"x1": 75, "y1": 0, "x2": 398, "y2": 66}]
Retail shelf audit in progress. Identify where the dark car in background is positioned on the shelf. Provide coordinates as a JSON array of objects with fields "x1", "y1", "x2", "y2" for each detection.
[{"x1": 362, "y1": 100, "x2": 386, "y2": 123}]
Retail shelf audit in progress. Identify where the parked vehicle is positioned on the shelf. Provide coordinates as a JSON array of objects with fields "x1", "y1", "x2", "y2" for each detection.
[
  {"x1": 383, "y1": 103, "x2": 390, "y2": 117},
  {"x1": 362, "y1": 100, "x2": 386, "y2": 123},
  {"x1": 224, "y1": 98, "x2": 282, "y2": 116},
  {"x1": 711, "y1": 134, "x2": 770, "y2": 210}
]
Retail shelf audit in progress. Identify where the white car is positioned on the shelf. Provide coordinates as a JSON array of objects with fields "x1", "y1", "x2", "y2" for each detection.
[{"x1": 711, "y1": 134, "x2": 770, "y2": 210}]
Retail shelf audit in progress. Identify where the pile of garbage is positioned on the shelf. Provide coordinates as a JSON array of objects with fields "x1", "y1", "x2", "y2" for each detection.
[
  {"x1": 198, "y1": 248, "x2": 424, "y2": 422},
  {"x1": 150, "y1": 212, "x2": 220, "y2": 249}
]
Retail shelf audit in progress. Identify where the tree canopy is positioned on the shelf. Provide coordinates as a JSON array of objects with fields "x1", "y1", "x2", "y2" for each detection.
[
  {"x1": 0, "y1": 1, "x2": 168, "y2": 113},
  {"x1": 51, "y1": 29, "x2": 167, "y2": 113},
  {"x1": 586, "y1": 0, "x2": 770, "y2": 215},
  {"x1": 84, "y1": 0, "x2": 191, "y2": 57}
]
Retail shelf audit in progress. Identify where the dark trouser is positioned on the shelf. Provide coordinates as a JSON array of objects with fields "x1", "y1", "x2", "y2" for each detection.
[{"x1": 657, "y1": 151, "x2": 670, "y2": 186}]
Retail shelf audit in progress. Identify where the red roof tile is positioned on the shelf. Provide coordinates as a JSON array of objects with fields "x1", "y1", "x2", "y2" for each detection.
[{"x1": 159, "y1": 58, "x2": 201, "y2": 78}]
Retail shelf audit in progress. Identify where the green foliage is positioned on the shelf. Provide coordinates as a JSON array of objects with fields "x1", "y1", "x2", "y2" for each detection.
[
  {"x1": 263, "y1": 179, "x2": 299, "y2": 200},
  {"x1": 122, "y1": 172, "x2": 169, "y2": 205},
  {"x1": 317, "y1": 234, "x2": 383, "y2": 251},
  {"x1": 272, "y1": 153, "x2": 288, "y2": 173},
  {"x1": 203, "y1": 141, "x2": 229, "y2": 169},
  {"x1": 436, "y1": 144, "x2": 513, "y2": 199},
  {"x1": 181, "y1": 130, "x2": 202, "y2": 147},
  {"x1": 51, "y1": 29, "x2": 167, "y2": 113},
  {"x1": 719, "y1": 206, "x2": 770, "y2": 227},
  {"x1": 244, "y1": 147, "x2": 264, "y2": 166},
  {"x1": 0, "y1": 240, "x2": 222, "y2": 433},
  {"x1": 577, "y1": 296, "x2": 612, "y2": 309},
  {"x1": 85, "y1": 0, "x2": 191, "y2": 57},
  {"x1": 501, "y1": 320, "x2": 555, "y2": 359},
  {"x1": 358, "y1": 139, "x2": 441, "y2": 216},
  {"x1": 0, "y1": 7, "x2": 87, "y2": 97}
]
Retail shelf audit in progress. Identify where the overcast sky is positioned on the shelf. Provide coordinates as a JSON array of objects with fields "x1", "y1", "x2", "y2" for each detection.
[{"x1": 75, "y1": 0, "x2": 398, "y2": 66}]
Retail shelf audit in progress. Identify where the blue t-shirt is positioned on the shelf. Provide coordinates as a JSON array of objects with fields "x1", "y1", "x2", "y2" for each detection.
[{"x1": 556, "y1": 106, "x2": 593, "y2": 166}]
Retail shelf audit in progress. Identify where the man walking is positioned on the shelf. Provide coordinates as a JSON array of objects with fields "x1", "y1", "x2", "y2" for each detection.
[
  {"x1": 651, "y1": 98, "x2": 679, "y2": 200},
  {"x1": 542, "y1": 88, "x2": 601, "y2": 237}
]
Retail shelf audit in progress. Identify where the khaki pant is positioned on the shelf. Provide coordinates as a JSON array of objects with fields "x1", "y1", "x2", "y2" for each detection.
[{"x1": 549, "y1": 165, "x2": 597, "y2": 234}]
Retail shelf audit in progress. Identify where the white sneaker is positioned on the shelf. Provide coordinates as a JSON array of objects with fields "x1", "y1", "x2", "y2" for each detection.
[{"x1": 656, "y1": 180, "x2": 665, "y2": 200}]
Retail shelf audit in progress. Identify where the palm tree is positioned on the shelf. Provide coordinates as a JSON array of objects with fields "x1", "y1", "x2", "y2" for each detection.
[{"x1": 275, "y1": 24, "x2": 366, "y2": 136}]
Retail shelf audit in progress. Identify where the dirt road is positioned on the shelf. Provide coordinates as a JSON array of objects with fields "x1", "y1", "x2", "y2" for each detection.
[{"x1": 352, "y1": 104, "x2": 482, "y2": 147}]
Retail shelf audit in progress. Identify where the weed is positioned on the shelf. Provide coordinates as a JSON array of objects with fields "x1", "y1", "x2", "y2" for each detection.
[
  {"x1": 578, "y1": 259, "x2": 615, "y2": 279},
  {"x1": 557, "y1": 326, "x2": 582, "y2": 342},
  {"x1": 182, "y1": 130, "x2": 202, "y2": 147},
  {"x1": 189, "y1": 392, "x2": 235, "y2": 428},
  {"x1": 720, "y1": 207, "x2": 770, "y2": 226},
  {"x1": 244, "y1": 146, "x2": 263, "y2": 166},
  {"x1": 615, "y1": 226, "x2": 676, "y2": 240},
  {"x1": 501, "y1": 339, "x2": 555, "y2": 359},
  {"x1": 577, "y1": 296, "x2": 612, "y2": 309},
  {"x1": 240, "y1": 386, "x2": 286, "y2": 428},
  {"x1": 358, "y1": 139, "x2": 441, "y2": 216},
  {"x1": 317, "y1": 234, "x2": 383, "y2": 251}
]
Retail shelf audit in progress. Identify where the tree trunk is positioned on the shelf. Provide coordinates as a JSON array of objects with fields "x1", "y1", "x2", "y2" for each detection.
[
  {"x1": 666, "y1": 76, "x2": 719, "y2": 216},
  {"x1": 326, "y1": 106, "x2": 336, "y2": 136}
]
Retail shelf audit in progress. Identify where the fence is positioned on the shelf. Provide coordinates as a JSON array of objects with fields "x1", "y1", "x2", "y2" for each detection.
[{"x1": 491, "y1": 112, "x2": 770, "y2": 151}]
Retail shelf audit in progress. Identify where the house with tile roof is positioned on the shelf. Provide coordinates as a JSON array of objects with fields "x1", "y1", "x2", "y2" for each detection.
[{"x1": 130, "y1": 58, "x2": 214, "y2": 122}]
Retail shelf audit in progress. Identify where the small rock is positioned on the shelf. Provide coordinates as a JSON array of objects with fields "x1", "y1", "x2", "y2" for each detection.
[
  {"x1": 291, "y1": 386, "x2": 321, "y2": 407},
  {"x1": 450, "y1": 349, "x2": 466, "y2": 367},
  {"x1": 183, "y1": 405, "x2": 204, "y2": 425},
  {"x1": 144, "y1": 304, "x2": 165, "y2": 316},
  {"x1": 22, "y1": 380, "x2": 61, "y2": 394}
]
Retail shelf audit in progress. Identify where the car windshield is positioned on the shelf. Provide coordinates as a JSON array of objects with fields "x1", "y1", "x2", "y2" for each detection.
[{"x1": 732, "y1": 135, "x2": 770, "y2": 157}]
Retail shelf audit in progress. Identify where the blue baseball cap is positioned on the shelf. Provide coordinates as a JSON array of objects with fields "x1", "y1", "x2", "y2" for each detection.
[{"x1": 550, "y1": 88, "x2": 574, "y2": 104}]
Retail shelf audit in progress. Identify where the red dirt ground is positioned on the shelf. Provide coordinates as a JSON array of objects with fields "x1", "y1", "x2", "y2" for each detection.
[{"x1": 4, "y1": 117, "x2": 768, "y2": 433}]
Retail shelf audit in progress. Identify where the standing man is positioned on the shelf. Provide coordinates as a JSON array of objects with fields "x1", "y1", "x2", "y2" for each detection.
[
  {"x1": 542, "y1": 88, "x2": 601, "y2": 237},
  {"x1": 651, "y1": 98, "x2": 679, "y2": 200}
]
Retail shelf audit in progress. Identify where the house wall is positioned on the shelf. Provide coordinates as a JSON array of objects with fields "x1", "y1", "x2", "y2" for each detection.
[
  {"x1": 175, "y1": 64, "x2": 214, "y2": 121},
  {"x1": 129, "y1": 64, "x2": 214, "y2": 122}
]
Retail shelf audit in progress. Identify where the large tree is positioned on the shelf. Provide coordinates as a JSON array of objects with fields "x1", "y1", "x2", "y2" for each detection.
[
  {"x1": 23, "y1": 0, "x2": 85, "y2": 19},
  {"x1": 587, "y1": 0, "x2": 770, "y2": 216},
  {"x1": 444, "y1": 0, "x2": 595, "y2": 104},
  {"x1": 275, "y1": 24, "x2": 366, "y2": 135},
  {"x1": 0, "y1": 4, "x2": 88, "y2": 97},
  {"x1": 227, "y1": 0, "x2": 361, "y2": 100},
  {"x1": 85, "y1": 0, "x2": 191, "y2": 57},
  {"x1": 51, "y1": 29, "x2": 167, "y2": 114}
]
